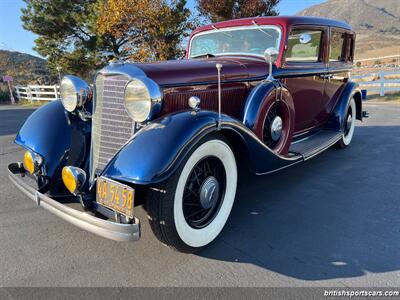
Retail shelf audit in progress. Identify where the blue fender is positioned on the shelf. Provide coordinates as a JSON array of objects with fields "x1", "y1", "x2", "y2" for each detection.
[
  {"x1": 325, "y1": 81, "x2": 362, "y2": 132},
  {"x1": 102, "y1": 110, "x2": 302, "y2": 185},
  {"x1": 15, "y1": 100, "x2": 91, "y2": 178},
  {"x1": 243, "y1": 82, "x2": 277, "y2": 129}
]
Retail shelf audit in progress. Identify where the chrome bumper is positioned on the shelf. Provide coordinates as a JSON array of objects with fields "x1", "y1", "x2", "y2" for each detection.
[{"x1": 7, "y1": 162, "x2": 140, "y2": 242}]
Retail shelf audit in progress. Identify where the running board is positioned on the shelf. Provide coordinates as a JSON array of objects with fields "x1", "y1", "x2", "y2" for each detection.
[{"x1": 289, "y1": 130, "x2": 342, "y2": 160}]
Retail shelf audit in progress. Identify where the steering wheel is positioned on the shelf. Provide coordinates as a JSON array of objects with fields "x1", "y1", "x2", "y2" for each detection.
[
  {"x1": 201, "y1": 46, "x2": 212, "y2": 54},
  {"x1": 249, "y1": 48, "x2": 264, "y2": 54}
]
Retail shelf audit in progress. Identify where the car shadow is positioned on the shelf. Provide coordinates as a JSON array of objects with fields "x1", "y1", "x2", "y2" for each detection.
[
  {"x1": 0, "y1": 108, "x2": 35, "y2": 136},
  {"x1": 197, "y1": 125, "x2": 400, "y2": 281}
]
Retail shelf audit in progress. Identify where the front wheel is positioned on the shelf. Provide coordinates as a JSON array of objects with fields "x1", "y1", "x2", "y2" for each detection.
[
  {"x1": 145, "y1": 136, "x2": 238, "y2": 252},
  {"x1": 335, "y1": 97, "x2": 356, "y2": 149}
]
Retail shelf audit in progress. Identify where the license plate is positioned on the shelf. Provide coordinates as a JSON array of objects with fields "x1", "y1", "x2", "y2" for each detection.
[{"x1": 96, "y1": 177, "x2": 134, "y2": 218}]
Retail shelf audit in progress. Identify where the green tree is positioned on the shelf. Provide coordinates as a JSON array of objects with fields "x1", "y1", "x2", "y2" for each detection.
[
  {"x1": 196, "y1": 0, "x2": 280, "y2": 23},
  {"x1": 21, "y1": 0, "x2": 105, "y2": 80}
]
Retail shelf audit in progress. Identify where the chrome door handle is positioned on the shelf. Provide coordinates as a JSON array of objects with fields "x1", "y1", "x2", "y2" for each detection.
[{"x1": 319, "y1": 74, "x2": 333, "y2": 80}]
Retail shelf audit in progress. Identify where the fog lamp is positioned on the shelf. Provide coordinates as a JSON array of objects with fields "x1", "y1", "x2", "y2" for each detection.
[
  {"x1": 62, "y1": 166, "x2": 86, "y2": 195},
  {"x1": 23, "y1": 150, "x2": 43, "y2": 174}
]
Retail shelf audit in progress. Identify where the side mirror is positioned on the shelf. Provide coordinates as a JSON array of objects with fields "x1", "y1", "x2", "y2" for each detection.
[
  {"x1": 264, "y1": 47, "x2": 279, "y2": 64},
  {"x1": 299, "y1": 33, "x2": 311, "y2": 44},
  {"x1": 264, "y1": 47, "x2": 279, "y2": 81}
]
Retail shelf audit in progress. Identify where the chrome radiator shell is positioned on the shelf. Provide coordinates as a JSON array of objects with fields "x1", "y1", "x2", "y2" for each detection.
[{"x1": 91, "y1": 74, "x2": 134, "y2": 182}]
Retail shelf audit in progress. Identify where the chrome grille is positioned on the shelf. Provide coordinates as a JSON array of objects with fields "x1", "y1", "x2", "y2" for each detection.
[{"x1": 91, "y1": 74, "x2": 132, "y2": 178}]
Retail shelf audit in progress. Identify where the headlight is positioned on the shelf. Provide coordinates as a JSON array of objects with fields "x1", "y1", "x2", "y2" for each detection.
[
  {"x1": 124, "y1": 78, "x2": 162, "y2": 123},
  {"x1": 60, "y1": 75, "x2": 91, "y2": 112}
]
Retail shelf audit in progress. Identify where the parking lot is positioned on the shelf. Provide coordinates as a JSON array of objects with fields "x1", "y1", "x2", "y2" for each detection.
[{"x1": 0, "y1": 102, "x2": 399, "y2": 287}]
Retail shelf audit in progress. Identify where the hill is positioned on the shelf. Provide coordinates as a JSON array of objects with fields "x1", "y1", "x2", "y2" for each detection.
[
  {"x1": 297, "y1": 0, "x2": 400, "y2": 59},
  {"x1": 0, "y1": 50, "x2": 52, "y2": 84}
]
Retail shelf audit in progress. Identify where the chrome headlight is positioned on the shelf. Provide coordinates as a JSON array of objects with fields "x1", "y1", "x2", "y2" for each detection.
[
  {"x1": 124, "y1": 77, "x2": 162, "y2": 123},
  {"x1": 60, "y1": 75, "x2": 92, "y2": 112}
]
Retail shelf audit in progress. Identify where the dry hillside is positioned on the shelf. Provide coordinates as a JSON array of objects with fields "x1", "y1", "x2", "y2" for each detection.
[
  {"x1": 297, "y1": 0, "x2": 400, "y2": 59},
  {"x1": 0, "y1": 50, "x2": 51, "y2": 84}
]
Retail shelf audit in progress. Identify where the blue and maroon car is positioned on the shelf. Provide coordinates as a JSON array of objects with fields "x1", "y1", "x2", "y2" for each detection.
[{"x1": 8, "y1": 16, "x2": 366, "y2": 252}]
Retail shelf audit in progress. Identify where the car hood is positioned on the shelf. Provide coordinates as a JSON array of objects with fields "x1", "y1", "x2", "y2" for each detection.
[{"x1": 104, "y1": 56, "x2": 269, "y2": 87}]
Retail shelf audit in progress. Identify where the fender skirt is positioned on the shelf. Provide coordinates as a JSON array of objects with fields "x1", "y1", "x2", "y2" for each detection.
[
  {"x1": 102, "y1": 110, "x2": 302, "y2": 186},
  {"x1": 15, "y1": 100, "x2": 90, "y2": 178}
]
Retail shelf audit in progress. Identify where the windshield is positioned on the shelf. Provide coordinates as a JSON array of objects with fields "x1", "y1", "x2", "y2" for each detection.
[{"x1": 189, "y1": 25, "x2": 281, "y2": 58}]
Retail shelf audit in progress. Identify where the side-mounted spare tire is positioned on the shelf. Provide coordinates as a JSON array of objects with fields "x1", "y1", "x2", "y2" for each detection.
[{"x1": 243, "y1": 82, "x2": 295, "y2": 155}]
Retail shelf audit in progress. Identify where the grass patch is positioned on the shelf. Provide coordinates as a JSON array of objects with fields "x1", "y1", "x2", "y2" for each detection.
[
  {"x1": 16, "y1": 100, "x2": 50, "y2": 107},
  {"x1": 367, "y1": 92, "x2": 400, "y2": 103}
]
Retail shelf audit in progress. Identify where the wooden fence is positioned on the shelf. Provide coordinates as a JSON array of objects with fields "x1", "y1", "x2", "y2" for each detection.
[
  {"x1": 15, "y1": 85, "x2": 59, "y2": 102},
  {"x1": 12, "y1": 70, "x2": 400, "y2": 102},
  {"x1": 351, "y1": 70, "x2": 400, "y2": 96}
]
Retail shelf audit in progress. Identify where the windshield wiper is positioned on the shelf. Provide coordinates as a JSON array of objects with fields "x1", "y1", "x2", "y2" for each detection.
[
  {"x1": 252, "y1": 20, "x2": 273, "y2": 38},
  {"x1": 191, "y1": 53, "x2": 216, "y2": 59},
  {"x1": 212, "y1": 25, "x2": 233, "y2": 38}
]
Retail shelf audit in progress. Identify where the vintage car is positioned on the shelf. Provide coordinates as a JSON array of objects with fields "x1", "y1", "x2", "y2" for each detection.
[{"x1": 8, "y1": 16, "x2": 366, "y2": 252}]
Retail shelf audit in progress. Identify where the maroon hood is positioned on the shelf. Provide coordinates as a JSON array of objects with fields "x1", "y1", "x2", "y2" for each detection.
[{"x1": 135, "y1": 56, "x2": 269, "y2": 86}]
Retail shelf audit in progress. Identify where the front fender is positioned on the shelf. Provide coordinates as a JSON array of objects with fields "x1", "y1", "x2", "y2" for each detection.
[
  {"x1": 15, "y1": 100, "x2": 90, "y2": 178},
  {"x1": 102, "y1": 110, "x2": 302, "y2": 185}
]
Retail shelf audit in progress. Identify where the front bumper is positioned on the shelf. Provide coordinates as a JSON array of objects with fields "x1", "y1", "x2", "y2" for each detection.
[{"x1": 8, "y1": 162, "x2": 140, "y2": 242}]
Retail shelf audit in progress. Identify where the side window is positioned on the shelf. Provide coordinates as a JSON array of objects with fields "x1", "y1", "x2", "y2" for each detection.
[
  {"x1": 330, "y1": 31, "x2": 345, "y2": 62},
  {"x1": 286, "y1": 29, "x2": 323, "y2": 63}
]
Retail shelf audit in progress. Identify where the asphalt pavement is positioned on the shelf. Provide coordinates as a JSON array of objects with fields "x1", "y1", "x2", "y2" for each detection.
[{"x1": 0, "y1": 102, "x2": 399, "y2": 287}]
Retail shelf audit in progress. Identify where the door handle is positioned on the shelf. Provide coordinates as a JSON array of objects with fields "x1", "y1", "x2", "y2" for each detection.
[{"x1": 319, "y1": 74, "x2": 333, "y2": 80}]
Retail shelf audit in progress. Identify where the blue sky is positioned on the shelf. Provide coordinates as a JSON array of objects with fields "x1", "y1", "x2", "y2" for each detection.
[{"x1": 0, "y1": 0, "x2": 325, "y2": 57}]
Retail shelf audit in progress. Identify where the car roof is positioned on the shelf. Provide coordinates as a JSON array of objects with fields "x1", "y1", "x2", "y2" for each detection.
[{"x1": 191, "y1": 16, "x2": 353, "y2": 36}]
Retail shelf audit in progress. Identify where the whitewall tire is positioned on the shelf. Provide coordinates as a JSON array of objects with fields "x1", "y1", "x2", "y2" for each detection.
[
  {"x1": 336, "y1": 97, "x2": 356, "y2": 148},
  {"x1": 145, "y1": 135, "x2": 237, "y2": 252}
]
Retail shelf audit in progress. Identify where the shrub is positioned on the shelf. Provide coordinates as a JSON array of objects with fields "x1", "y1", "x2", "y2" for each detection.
[{"x1": 0, "y1": 90, "x2": 10, "y2": 103}]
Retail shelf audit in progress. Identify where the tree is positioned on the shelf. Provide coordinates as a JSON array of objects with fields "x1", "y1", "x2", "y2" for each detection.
[
  {"x1": 97, "y1": 0, "x2": 193, "y2": 61},
  {"x1": 21, "y1": 0, "x2": 193, "y2": 80},
  {"x1": 21, "y1": 0, "x2": 104, "y2": 80},
  {"x1": 356, "y1": 61, "x2": 362, "y2": 68},
  {"x1": 197, "y1": 0, "x2": 280, "y2": 23}
]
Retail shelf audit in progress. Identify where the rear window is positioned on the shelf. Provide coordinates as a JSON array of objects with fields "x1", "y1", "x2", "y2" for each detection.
[{"x1": 330, "y1": 31, "x2": 345, "y2": 62}]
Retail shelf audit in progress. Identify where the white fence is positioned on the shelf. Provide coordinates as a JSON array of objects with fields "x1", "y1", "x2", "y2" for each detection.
[
  {"x1": 15, "y1": 85, "x2": 59, "y2": 102},
  {"x1": 351, "y1": 70, "x2": 400, "y2": 97}
]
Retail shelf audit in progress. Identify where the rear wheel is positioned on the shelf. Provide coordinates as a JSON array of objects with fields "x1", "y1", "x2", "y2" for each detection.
[
  {"x1": 335, "y1": 97, "x2": 356, "y2": 148},
  {"x1": 145, "y1": 136, "x2": 237, "y2": 252}
]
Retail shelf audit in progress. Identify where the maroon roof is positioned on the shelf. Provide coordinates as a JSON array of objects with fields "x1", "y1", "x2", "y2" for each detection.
[{"x1": 190, "y1": 16, "x2": 353, "y2": 37}]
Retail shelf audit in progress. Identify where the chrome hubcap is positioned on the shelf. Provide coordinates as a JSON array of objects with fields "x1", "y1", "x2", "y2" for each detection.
[
  {"x1": 270, "y1": 116, "x2": 283, "y2": 142},
  {"x1": 199, "y1": 176, "x2": 220, "y2": 209}
]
